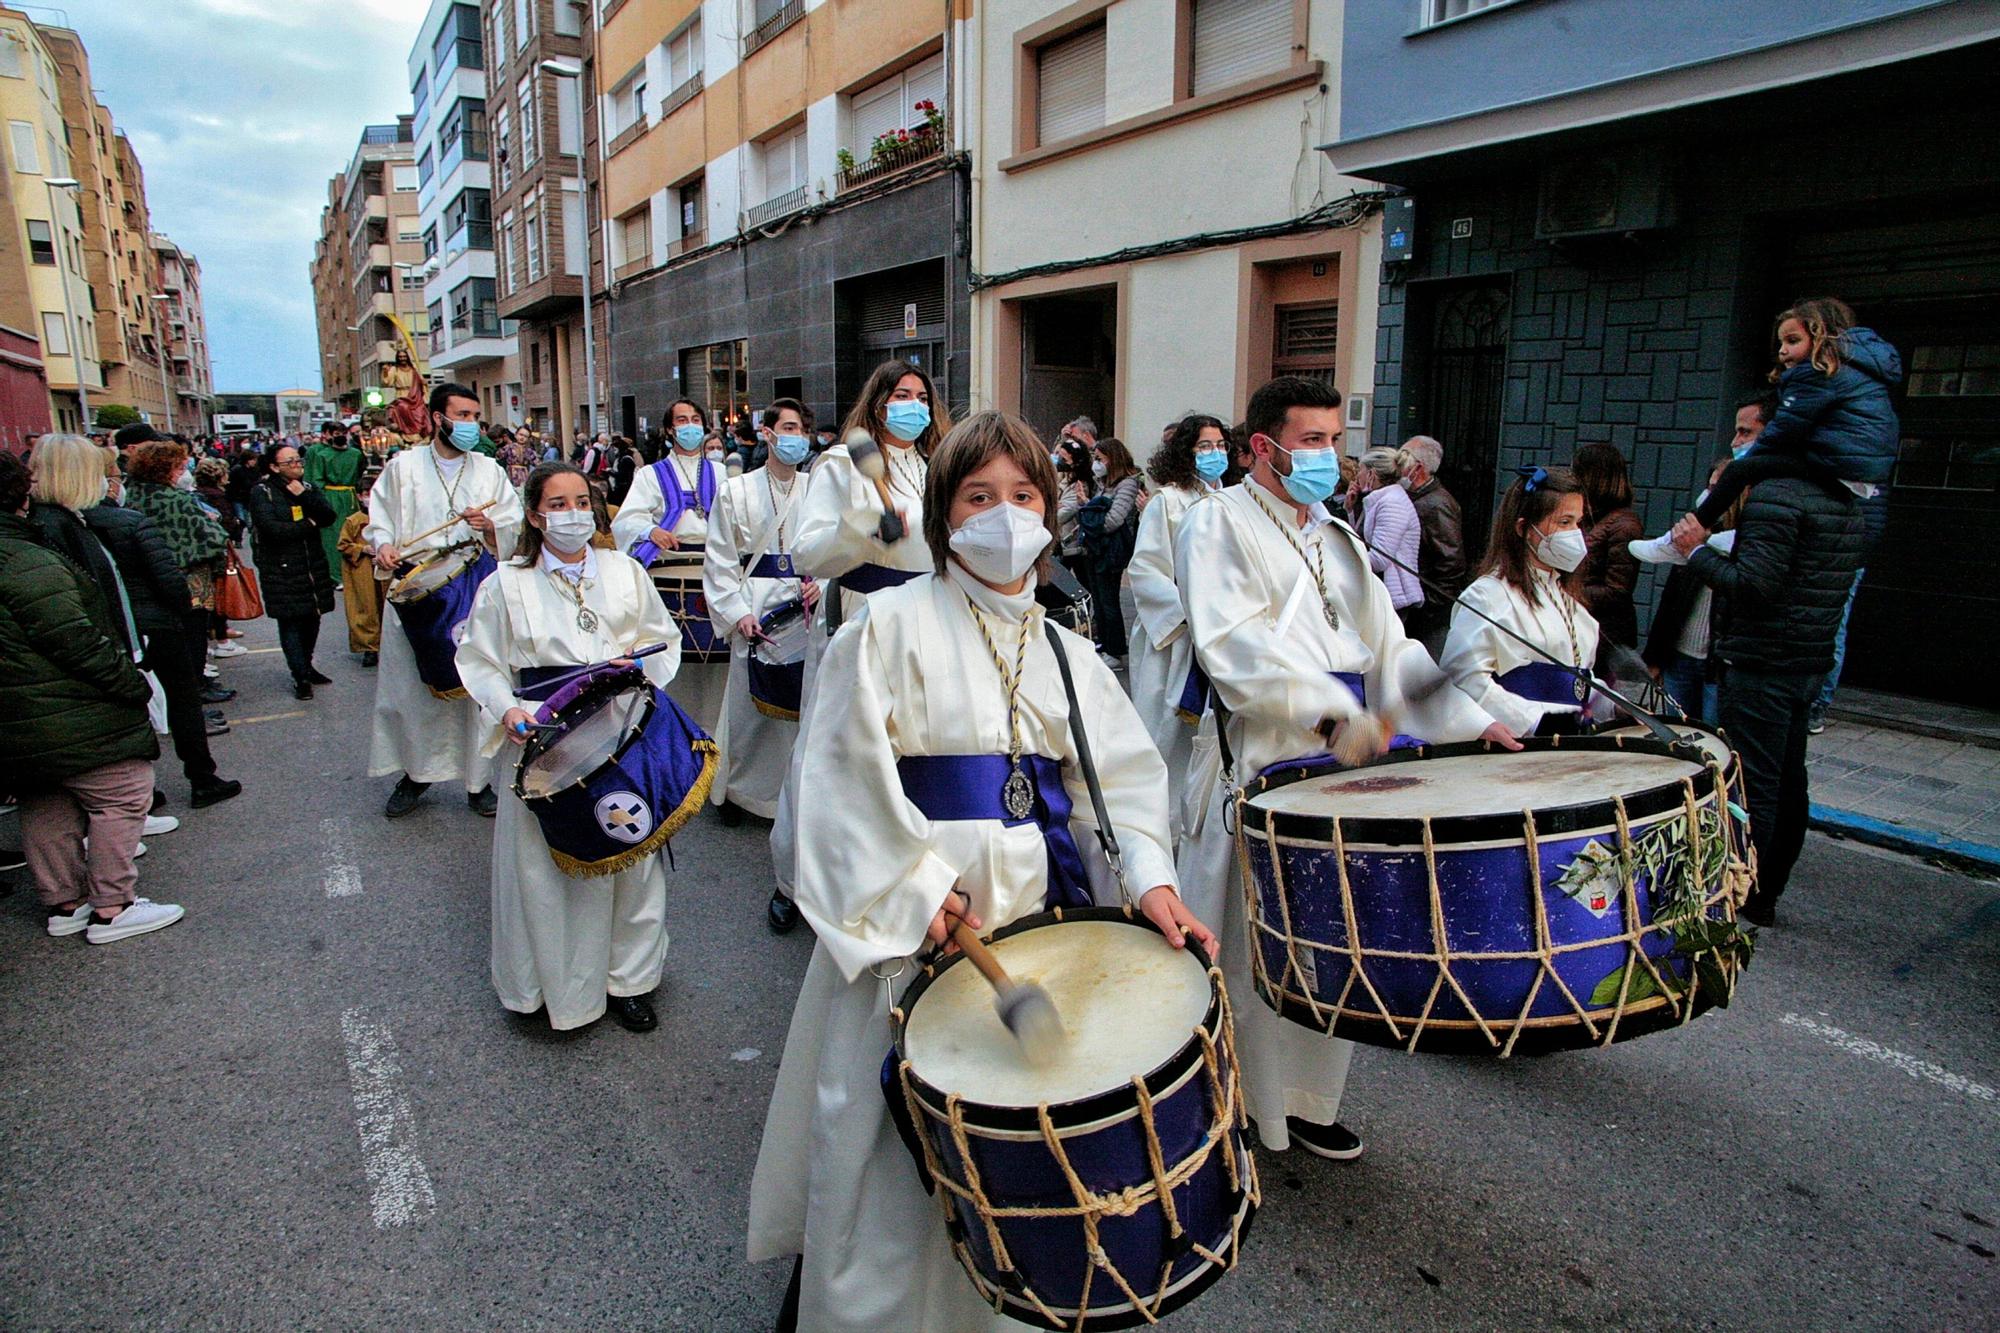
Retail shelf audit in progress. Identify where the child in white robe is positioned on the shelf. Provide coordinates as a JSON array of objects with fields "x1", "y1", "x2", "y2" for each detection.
[{"x1": 746, "y1": 411, "x2": 1214, "y2": 1333}]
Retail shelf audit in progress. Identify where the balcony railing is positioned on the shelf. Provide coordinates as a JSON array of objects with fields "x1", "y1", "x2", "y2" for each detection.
[
  {"x1": 836, "y1": 126, "x2": 947, "y2": 193},
  {"x1": 449, "y1": 302, "x2": 503, "y2": 340},
  {"x1": 746, "y1": 184, "x2": 808, "y2": 228},
  {"x1": 743, "y1": 0, "x2": 804, "y2": 56},
  {"x1": 667, "y1": 231, "x2": 706, "y2": 261},
  {"x1": 660, "y1": 71, "x2": 703, "y2": 119},
  {"x1": 445, "y1": 220, "x2": 495, "y2": 255}
]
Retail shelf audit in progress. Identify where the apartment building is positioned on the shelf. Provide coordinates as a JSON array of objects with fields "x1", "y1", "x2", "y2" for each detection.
[
  {"x1": 151, "y1": 234, "x2": 213, "y2": 428},
  {"x1": 486, "y1": 0, "x2": 603, "y2": 445},
  {"x1": 593, "y1": 0, "x2": 968, "y2": 437},
  {"x1": 0, "y1": 6, "x2": 99, "y2": 433},
  {"x1": 0, "y1": 165, "x2": 49, "y2": 449},
  {"x1": 411, "y1": 0, "x2": 519, "y2": 428},
  {"x1": 1324, "y1": 0, "x2": 1998, "y2": 706},
  {"x1": 309, "y1": 119, "x2": 429, "y2": 414}
]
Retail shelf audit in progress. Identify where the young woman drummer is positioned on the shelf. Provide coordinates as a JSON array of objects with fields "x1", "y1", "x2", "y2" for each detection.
[
  {"x1": 746, "y1": 411, "x2": 1215, "y2": 1333},
  {"x1": 455, "y1": 463, "x2": 686, "y2": 1034},
  {"x1": 1439, "y1": 465, "x2": 1603, "y2": 739}
]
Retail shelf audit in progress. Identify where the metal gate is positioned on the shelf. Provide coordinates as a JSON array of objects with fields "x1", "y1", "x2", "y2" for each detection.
[{"x1": 1421, "y1": 280, "x2": 1511, "y2": 565}]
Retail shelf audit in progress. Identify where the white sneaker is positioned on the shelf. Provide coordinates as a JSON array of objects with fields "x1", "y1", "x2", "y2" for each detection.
[
  {"x1": 134, "y1": 841, "x2": 147, "y2": 859},
  {"x1": 85, "y1": 897, "x2": 185, "y2": 944},
  {"x1": 1627, "y1": 532, "x2": 1687, "y2": 566},
  {"x1": 202, "y1": 666, "x2": 220, "y2": 680},
  {"x1": 46, "y1": 902, "x2": 92, "y2": 937},
  {"x1": 210, "y1": 641, "x2": 247, "y2": 659},
  {"x1": 144, "y1": 814, "x2": 180, "y2": 836}
]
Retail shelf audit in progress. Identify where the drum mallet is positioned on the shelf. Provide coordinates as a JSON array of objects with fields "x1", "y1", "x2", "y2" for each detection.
[
  {"x1": 1321, "y1": 670, "x2": 1458, "y2": 768},
  {"x1": 948, "y1": 921, "x2": 1067, "y2": 1066},
  {"x1": 843, "y1": 427, "x2": 906, "y2": 543}
]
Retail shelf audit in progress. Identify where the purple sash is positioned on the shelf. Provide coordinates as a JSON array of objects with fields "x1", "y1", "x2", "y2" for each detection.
[
  {"x1": 1254, "y1": 671, "x2": 1424, "y2": 782},
  {"x1": 1498, "y1": 661, "x2": 1590, "y2": 707},
  {"x1": 895, "y1": 754, "x2": 1093, "y2": 910},
  {"x1": 841, "y1": 562, "x2": 923, "y2": 595},
  {"x1": 627, "y1": 456, "x2": 718, "y2": 566},
  {"x1": 1175, "y1": 660, "x2": 1211, "y2": 722}
]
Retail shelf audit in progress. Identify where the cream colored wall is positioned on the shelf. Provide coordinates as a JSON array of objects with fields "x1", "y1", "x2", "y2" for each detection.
[{"x1": 1120, "y1": 247, "x2": 1241, "y2": 431}]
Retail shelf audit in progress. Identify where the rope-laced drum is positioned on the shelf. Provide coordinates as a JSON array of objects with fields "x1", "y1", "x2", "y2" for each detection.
[
  {"x1": 888, "y1": 907, "x2": 1259, "y2": 1330},
  {"x1": 647, "y1": 545, "x2": 729, "y2": 665},
  {"x1": 386, "y1": 543, "x2": 495, "y2": 699},
  {"x1": 1233, "y1": 727, "x2": 1756, "y2": 1056}
]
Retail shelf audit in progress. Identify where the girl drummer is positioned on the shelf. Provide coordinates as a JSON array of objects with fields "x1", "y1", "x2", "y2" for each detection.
[
  {"x1": 746, "y1": 410, "x2": 1214, "y2": 1333},
  {"x1": 456, "y1": 463, "x2": 686, "y2": 1034},
  {"x1": 1439, "y1": 465, "x2": 1602, "y2": 738}
]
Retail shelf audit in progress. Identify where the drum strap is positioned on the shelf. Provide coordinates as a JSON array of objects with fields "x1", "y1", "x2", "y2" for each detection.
[{"x1": 1043, "y1": 623, "x2": 1132, "y2": 906}]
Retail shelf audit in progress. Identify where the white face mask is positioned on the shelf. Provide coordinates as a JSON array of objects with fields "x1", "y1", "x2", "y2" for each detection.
[
  {"x1": 949, "y1": 502, "x2": 1050, "y2": 586},
  {"x1": 541, "y1": 509, "x2": 596, "y2": 554},
  {"x1": 1091, "y1": 459, "x2": 1108, "y2": 479},
  {"x1": 1534, "y1": 526, "x2": 1588, "y2": 573}
]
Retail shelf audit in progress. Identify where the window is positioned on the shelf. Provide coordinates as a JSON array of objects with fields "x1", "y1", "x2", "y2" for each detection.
[
  {"x1": 619, "y1": 208, "x2": 650, "y2": 271},
  {"x1": 608, "y1": 68, "x2": 648, "y2": 138},
  {"x1": 1190, "y1": 0, "x2": 1294, "y2": 96},
  {"x1": 665, "y1": 19, "x2": 702, "y2": 93},
  {"x1": 422, "y1": 223, "x2": 439, "y2": 259},
  {"x1": 677, "y1": 174, "x2": 704, "y2": 239},
  {"x1": 517, "y1": 75, "x2": 538, "y2": 167},
  {"x1": 9, "y1": 119, "x2": 37, "y2": 173},
  {"x1": 41, "y1": 310, "x2": 68, "y2": 356},
  {"x1": 400, "y1": 271, "x2": 425, "y2": 291},
  {"x1": 444, "y1": 188, "x2": 492, "y2": 250},
  {"x1": 554, "y1": 0, "x2": 581, "y2": 37},
  {"x1": 499, "y1": 209, "x2": 516, "y2": 289},
  {"x1": 392, "y1": 164, "x2": 419, "y2": 192},
  {"x1": 513, "y1": 0, "x2": 532, "y2": 47},
  {"x1": 42, "y1": 125, "x2": 65, "y2": 177},
  {"x1": 1423, "y1": 0, "x2": 1519, "y2": 25},
  {"x1": 490, "y1": 6, "x2": 507, "y2": 71},
  {"x1": 441, "y1": 98, "x2": 488, "y2": 164},
  {"x1": 680, "y1": 339, "x2": 749, "y2": 424},
  {"x1": 1036, "y1": 24, "x2": 1105, "y2": 146},
  {"x1": 523, "y1": 194, "x2": 543, "y2": 280},
  {"x1": 427, "y1": 299, "x2": 446, "y2": 353},
  {"x1": 398, "y1": 224, "x2": 423, "y2": 241},
  {"x1": 848, "y1": 54, "x2": 944, "y2": 156},
  {"x1": 0, "y1": 33, "x2": 23, "y2": 79},
  {"x1": 433, "y1": 2, "x2": 483, "y2": 74},
  {"x1": 411, "y1": 66, "x2": 429, "y2": 115},
  {"x1": 562, "y1": 185, "x2": 584, "y2": 277},
  {"x1": 1272, "y1": 303, "x2": 1339, "y2": 384},
  {"x1": 492, "y1": 102, "x2": 511, "y2": 189},
  {"x1": 555, "y1": 75, "x2": 581, "y2": 156},
  {"x1": 760, "y1": 127, "x2": 807, "y2": 202},
  {"x1": 450, "y1": 276, "x2": 499, "y2": 338},
  {"x1": 25, "y1": 218, "x2": 53, "y2": 265},
  {"x1": 530, "y1": 338, "x2": 541, "y2": 384}
]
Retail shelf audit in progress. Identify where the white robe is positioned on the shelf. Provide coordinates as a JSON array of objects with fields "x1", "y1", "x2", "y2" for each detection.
[
  {"x1": 771, "y1": 439, "x2": 931, "y2": 899},
  {"x1": 1126, "y1": 483, "x2": 1215, "y2": 830},
  {"x1": 1174, "y1": 482, "x2": 1493, "y2": 1150},
  {"x1": 609, "y1": 450, "x2": 729, "y2": 735},
  {"x1": 746, "y1": 566, "x2": 1178, "y2": 1333},
  {"x1": 702, "y1": 467, "x2": 804, "y2": 819},
  {"x1": 454, "y1": 549, "x2": 684, "y2": 1030},
  {"x1": 1440, "y1": 571, "x2": 1602, "y2": 739},
  {"x1": 364, "y1": 445, "x2": 524, "y2": 790}
]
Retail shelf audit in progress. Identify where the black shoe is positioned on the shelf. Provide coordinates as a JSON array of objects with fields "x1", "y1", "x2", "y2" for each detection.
[
  {"x1": 305, "y1": 669, "x2": 333, "y2": 685},
  {"x1": 293, "y1": 680, "x2": 314, "y2": 701},
  {"x1": 151, "y1": 788, "x2": 167, "y2": 814},
  {"x1": 717, "y1": 799, "x2": 744, "y2": 828},
  {"x1": 384, "y1": 776, "x2": 430, "y2": 819},
  {"x1": 606, "y1": 993, "x2": 657, "y2": 1032},
  {"x1": 1740, "y1": 898, "x2": 1777, "y2": 928},
  {"x1": 189, "y1": 777, "x2": 242, "y2": 809},
  {"x1": 204, "y1": 717, "x2": 230, "y2": 736},
  {"x1": 468, "y1": 786, "x2": 498, "y2": 818},
  {"x1": 767, "y1": 891, "x2": 800, "y2": 934},
  {"x1": 1286, "y1": 1117, "x2": 1364, "y2": 1161},
  {"x1": 361, "y1": 651, "x2": 379, "y2": 668},
  {"x1": 200, "y1": 685, "x2": 236, "y2": 704}
]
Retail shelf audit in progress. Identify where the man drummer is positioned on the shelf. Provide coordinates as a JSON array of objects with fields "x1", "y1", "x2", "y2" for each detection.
[
  {"x1": 365, "y1": 382, "x2": 524, "y2": 819},
  {"x1": 1175, "y1": 375, "x2": 1513, "y2": 1161}
]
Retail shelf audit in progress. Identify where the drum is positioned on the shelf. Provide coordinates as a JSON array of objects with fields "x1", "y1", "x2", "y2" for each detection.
[
  {"x1": 387, "y1": 544, "x2": 495, "y2": 699},
  {"x1": 513, "y1": 667, "x2": 718, "y2": 878},
  {"x1": 747, "y1": 600, "x2": 808, "y2": 721},
  {"x1": 889, "y1": 908, "x2": 1258, "y2": 1330},
  {"x1": 648, "y1": 545, "x2": 729, "y2": 665},
  {"x1": 1234, "y1": 728, "x2": 1756, "y2": 1056}
]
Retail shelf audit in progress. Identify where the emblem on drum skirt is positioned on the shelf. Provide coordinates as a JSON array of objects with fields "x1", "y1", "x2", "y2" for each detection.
[{"x1": 593, "y1": 792, "x2": 654, "y2": 845}]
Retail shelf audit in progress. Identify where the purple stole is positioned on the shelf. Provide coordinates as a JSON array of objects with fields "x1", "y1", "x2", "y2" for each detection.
[{"x1": 627, "y1": 455, "x2": 719, "y2": 566}]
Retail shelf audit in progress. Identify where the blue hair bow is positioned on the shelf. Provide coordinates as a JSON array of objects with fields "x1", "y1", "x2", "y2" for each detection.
[{"x1": 1516, "y1": 465, "x2": 1549, "y2": 492}]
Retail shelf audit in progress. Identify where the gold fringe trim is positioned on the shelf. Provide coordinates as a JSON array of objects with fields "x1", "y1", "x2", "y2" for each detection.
[
  {"x1": 1176, "y1": 707, "x2": 1202, "y2": 727},
  {"x1": 547, "y1": 739, "x2": 719, "y2": 880},
  {"x1": 428, "y1": 684, "x2": 469, "y2": 700},
  {"x1": 752, "y1": 696, "x2": 801, "y2": 722}
]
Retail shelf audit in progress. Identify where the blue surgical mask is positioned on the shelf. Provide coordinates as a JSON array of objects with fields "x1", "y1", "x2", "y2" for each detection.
[
  {"x1": 773, "y1": 433, "x2": 811, "y2": 466},
  {"x1": 447, "y1": 420, "x2": 480, "y2": 450},
  {"x1": 884, "y1": 399, "x2": 931, "y2": 443},
  {"x1": 1277, "y1": 444, "x2": 1340, "y2": 506},
  {"x1": 673, "y1": 423, "x2": 706, "y2": 451},
  {"x1": 1731, "y1": 443, "x2": 1754, "y2": 460},
  {"x1": 1194, "y1": 450, "x2": 1228, "y2": 483}
]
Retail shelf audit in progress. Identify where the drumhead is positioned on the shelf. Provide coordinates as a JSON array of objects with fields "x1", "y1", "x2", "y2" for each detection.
[
  {"x1": 518, "y1": 688, "x2": 648, "y2": 799},
  {"x1": 389, "y1": 547, "x2": 478, "y2": 601},
  {"x1": 1251, "y1": 746, "x2": 1703, "y2": 820},
  {"x1": 753, "y1": 601, "x2": 810, "y2": 667},
  {"x1": 903, "y1": 918, "x2": 1211, "y2": 1108}
]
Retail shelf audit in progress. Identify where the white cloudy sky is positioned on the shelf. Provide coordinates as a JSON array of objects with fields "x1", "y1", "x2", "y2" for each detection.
[{"x1": 55, "y1": 0, "x2": 425, "y2": 393}]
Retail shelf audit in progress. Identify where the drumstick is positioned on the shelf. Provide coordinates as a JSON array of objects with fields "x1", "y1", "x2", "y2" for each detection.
[
  {"x1": 1320, "y1": 670, "x2": 1459, "y2": 768},
  {"x1": 949, "y1": 921, "x2": 1066, "y2": 1067},
  {"x1": 507, "y1": 644, "x2": 676, "y2": 734},
  {"x1": 844, "y1": 428, "x2": 906, "y2": 543},
  {"x1": 398, "y1": 500, "x2": 498, "y2": 555}
]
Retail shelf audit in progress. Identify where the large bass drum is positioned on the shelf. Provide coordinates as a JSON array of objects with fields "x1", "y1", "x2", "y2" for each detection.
[{"x1": 1234, "y1": 728, "x2": 1755, "y2": 1056}]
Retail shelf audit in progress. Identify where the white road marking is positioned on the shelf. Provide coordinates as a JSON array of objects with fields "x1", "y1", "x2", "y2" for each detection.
[
  {"x1": 320, "y1": 817, "x2": 362, "y2": 898},
  {"x1": 1780, "y1": 1013, "x2": 1996, "y2": 1107},
  {"x1": 338, "y1": 1008, "x2": 436, "y2": 1228},
  {"x1": 731, "y1": 1048, "x2": 761, "y2": 1062}
]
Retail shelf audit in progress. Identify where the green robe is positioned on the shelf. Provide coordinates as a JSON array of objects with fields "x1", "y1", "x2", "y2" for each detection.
[{"x1": 303, "y1": 442, "x2": 366, "y2": 580}]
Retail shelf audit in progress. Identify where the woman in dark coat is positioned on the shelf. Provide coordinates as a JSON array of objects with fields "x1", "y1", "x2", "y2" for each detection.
[
  {"x1": 1572, "y1": 441, "x2": 1642, "y2": 648},
  {"x1": 249, "y1": 443, "x2": 336, "y2": 700}
]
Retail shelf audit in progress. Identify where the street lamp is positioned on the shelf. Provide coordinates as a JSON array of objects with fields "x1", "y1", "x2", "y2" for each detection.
[
  {"x1": 146, "y1": 293, "x2": 178, "y2": 435},
  {"x1": 43, "y1": 178, "x2": 88, "y2": 428},
  {"x1": 539, "y1": 59, "x2": 597, "y2": 446}
]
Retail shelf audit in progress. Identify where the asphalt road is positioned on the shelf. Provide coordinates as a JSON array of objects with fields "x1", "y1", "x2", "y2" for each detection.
[{"x1": 2, "y1": 612, "x2": 1995, "y2": 1331}]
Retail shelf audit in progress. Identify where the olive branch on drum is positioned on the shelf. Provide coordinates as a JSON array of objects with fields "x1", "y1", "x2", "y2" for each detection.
[{"x1": 1559, "y1": 803, "x2": 1757, "y2": 1010}]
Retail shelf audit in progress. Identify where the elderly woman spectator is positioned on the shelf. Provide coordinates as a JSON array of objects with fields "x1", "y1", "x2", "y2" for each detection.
[
  {"x1": 249, "y1": 444, "x2": 337, "y2": 701},
  {"x1": 0, "y1": 451, "x2": 186, "y2": 943},
  {"x1": 1399, "y1": 435, "x2": 1468, "y2": 653},
  {"x1": 1572, "y1": 441, "x2": 1643, "y2": 648},
  {"x1": 1351, "y1": 445, "x2": 1425, "y2": 622}
]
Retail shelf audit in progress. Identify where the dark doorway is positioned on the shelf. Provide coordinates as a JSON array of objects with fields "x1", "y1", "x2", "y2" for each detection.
[
  {"x1": 620, "y1": 395, "x2": 637, "y2": 441},
  {"x1": 1017, "y1": 287, "x2": 1117, "y2": 444},
  {"x1": 1407, "y1": 278, "x2": 1511, "y2": 565},
  {"x1": 836, "y1": 258, "x2": 950, "y2": 420}
]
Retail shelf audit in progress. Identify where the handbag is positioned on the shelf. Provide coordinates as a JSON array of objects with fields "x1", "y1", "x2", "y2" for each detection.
[{"x1": 215, "y1": 544, "x2": 264, "y2": 621}]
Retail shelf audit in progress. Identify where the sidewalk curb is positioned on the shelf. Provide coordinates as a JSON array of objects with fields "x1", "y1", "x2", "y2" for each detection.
[{"x1": 1809, "y1": 804, "x2": 2000, "y2": 876}]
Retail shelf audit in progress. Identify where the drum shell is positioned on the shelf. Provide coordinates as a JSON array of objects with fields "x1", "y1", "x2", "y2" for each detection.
[
  {"x1": 649, "y1": 548, "x2": 728, "y2": 664},
  {"x1": 1237, "y1": 732, "x2": 1749, "y2": 1056},
  {"x1": 390, "y1": 548, "x2": 495, "y2": 697},
  {"x1": 892, "y1": 908, "x2": 1256, "y2": 1331}
]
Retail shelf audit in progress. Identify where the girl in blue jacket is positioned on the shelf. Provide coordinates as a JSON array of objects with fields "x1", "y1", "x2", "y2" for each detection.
[{"x1": 1632, "y1": 297, "x2": 1901, "y2": 564}]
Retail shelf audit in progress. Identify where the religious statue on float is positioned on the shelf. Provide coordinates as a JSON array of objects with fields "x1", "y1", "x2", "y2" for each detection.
[{"x1": 383, "y1": 343, "x2": 430, "y2": 444}]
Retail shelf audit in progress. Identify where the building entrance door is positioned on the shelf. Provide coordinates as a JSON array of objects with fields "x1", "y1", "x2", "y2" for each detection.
[
  {"x1": 1409, "y1": 279, "x2": 1510, "y2": 566},
  {"x1": 1017, "y1": 288, "x2": 1116, "y2": 443}
]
